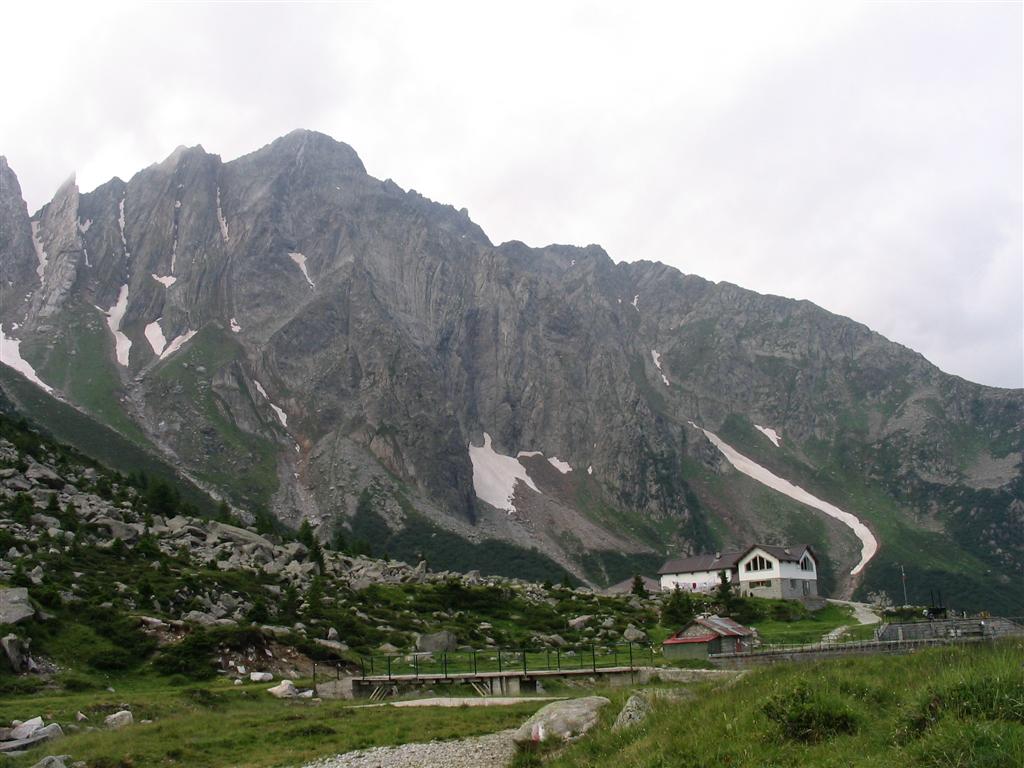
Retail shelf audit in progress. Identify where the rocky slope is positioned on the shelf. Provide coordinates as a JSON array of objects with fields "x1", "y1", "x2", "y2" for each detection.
[{"x1": 0, "y1": 132, "x2": 1021, "y2": 608}]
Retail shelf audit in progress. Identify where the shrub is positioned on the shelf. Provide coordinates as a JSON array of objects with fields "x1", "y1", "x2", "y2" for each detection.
[
  {"x1": 763, "y1": 683, "x2": 860, "y2": 743},
  {"x1": 88, "y1": 648, "x2": 137, "y2": 671}
]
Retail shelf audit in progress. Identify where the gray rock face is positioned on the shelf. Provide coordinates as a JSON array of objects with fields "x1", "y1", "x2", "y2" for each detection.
[
  {"x1": 415, "y1": 631, "x2": 457, "y2": 653},
  {"x1": 2, "y1": 133, "x2": 1021, "y2": 601},
  {"x1": 0, "y1": 588, "x2": 34, "y2": 625},
  {"x1": 512, "y1": 696, "x2": 610, "y2": 745},
  {"x1": 1, "y1": 634, "x2": 25, "y2": 672}
]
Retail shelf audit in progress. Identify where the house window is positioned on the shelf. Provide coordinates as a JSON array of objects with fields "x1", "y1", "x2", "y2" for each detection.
[
  {"x1": 800, "y1": 556, "x2": 814, "y2": 572},
  {"x1": 750, "y1": 580, "x2": 772, "y2": 588},
  {"x1": 745, "y1": 555, "x2": 772, "y2": 572},
  {"x1": 790, "y1": 579, "x2": 797, "y2": 588}
]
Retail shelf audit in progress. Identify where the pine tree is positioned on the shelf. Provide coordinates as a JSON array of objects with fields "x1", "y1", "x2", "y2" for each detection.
[
  {"x1": 630, "y1": 574, "x2": 649, "y2": 598},
  {"x1": 661, "y1": 586, "x2": 694, "y2": 627}
]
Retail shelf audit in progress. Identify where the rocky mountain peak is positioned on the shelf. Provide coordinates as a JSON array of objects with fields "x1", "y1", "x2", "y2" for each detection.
[{"x1": 0, "y1": 132, "x2": 1020, "y2": 610}]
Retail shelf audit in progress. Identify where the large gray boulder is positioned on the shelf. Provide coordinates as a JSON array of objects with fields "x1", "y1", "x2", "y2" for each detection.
[
  {"x1": 612, "y1": 693, "x2": 651, "y2": 731},
  {"x1": 415, "y1": 631, "x2": 457, "y2": 653},
  {"x1": 104, "y1": 710, "x2": 133, "y2": 729},
  {"x1": 568, "y1": 615, "x2": 593, "y2": 630},
  {"x1": 0, "y1": 588, "x2": 34, "y2": 625},
  {"x1": 267, "y1": 680, "x2": 298, "y2": 698},
  {"x1": 1, "y1": 634, "x2": 26, "y2": 671},
  {"x1": 623, "y1": 624, "x2": 647, "y2": 643},
  {"x1": 24, "y1": 462, "x2": 63, "y2": 488},
  {"x1": 512, "y1": 696, "x2": 610, "y2": 745}
]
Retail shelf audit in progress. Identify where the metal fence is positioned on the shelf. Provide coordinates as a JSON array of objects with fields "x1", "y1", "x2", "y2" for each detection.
[
  {"x1": 712, "y1": 617, "x2": 1024, "y2": 660},
  {"x1": 358, "y1": 641, "x2": 655, "y2": 681}
]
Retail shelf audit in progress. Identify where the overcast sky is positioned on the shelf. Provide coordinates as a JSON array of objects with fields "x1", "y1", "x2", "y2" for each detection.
[{"x1": 2, "y1": 1, "x2": 1021, "y2": 388}]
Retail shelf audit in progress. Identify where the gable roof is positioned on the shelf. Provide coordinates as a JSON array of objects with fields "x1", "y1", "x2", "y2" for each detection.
[
  {"x1": 660, "y1": 544, "x2": 816, "y2": 575},
  {"x1": 658, "y1": 551, "x2": 743, "y2": 575},
  {"x1": 743, "y1": 544, "x2": 815, "y2": 563},
  {"x1": 663, "y1": 614, "x2": 754, "y2": 644}
]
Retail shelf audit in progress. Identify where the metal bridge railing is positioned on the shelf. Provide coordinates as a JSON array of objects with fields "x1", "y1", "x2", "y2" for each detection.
[{"x1": 358, "y1": 641, "x2": 655, "y2": 681}]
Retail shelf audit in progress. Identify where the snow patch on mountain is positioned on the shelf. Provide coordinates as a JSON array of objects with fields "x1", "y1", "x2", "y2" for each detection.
[
  {"x1": 118, "y1": 197, "x2": 130, "y2": 258},
  {"x1": 144, "y1": 321, "x2": 167, "y2": 356},
  {"x1": 547, "y1": 456, "x2": 573, "y2": 474},
  {"x1": 216, "y1": 187, "x2": 230, "y2": 242},
  {"x1": 691, "y1": 422, "x2": 877, "y2": 576},
  {"x1": 253, "y1": 380, "x2": 288, "y2": 426},
  {"x1": 0, "y1": 325, "x2": 52, "y2": 392},
  {"x1": 160, "y1": 330, "x2": 196, "y2": 360},
  {"x1": 470, "y1": 433, "x2": 540, "y2": 514},
  {"x1": 151, "y1": 274, "x2": 177, "y2": 288},
  {"x1": 230, "y1": 318, "x2": 241, "y2": 333},
  {"x1": 98, "y1": 285, "x2": 132, "y2": 366},
  {"x1": 754, "y1": 425, "x2": 782, "y2": 447},
  {"x1": 288, "y1": 252, "x2": 315, "y2": 288}
]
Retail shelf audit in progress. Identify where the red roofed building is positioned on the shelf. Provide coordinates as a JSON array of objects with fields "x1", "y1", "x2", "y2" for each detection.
[{"x1": 662, "y1": 615, "x2": 756, "y2": 660}]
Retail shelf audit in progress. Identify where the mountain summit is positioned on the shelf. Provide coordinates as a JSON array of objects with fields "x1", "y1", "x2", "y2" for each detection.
[{"x1": 1, "y1": 131, "x2": 1020, "y2": 609}]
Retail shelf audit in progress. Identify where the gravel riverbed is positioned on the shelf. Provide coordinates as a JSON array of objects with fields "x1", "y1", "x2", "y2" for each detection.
[{"x1": 301, "y1": 728, "x2": 518, "y2": 768}]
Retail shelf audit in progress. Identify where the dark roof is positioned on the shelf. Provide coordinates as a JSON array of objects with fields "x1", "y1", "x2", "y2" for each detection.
[
  {"x1": 658, "y1": 551, "x2": 743, "y2": 575},
  {"x1": 746, "y1": 544, "x2": 814, "y2": 563},
  {"x1": 659, "y1": 544, "x2": 815, "y2": 575}
]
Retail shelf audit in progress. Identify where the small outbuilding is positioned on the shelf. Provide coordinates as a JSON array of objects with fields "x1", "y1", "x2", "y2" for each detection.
[{"x1": 662, "y1": 615, "x2": 755, "y2": 660}]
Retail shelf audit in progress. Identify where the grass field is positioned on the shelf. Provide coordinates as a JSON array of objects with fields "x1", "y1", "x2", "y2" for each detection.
[
  {"x1": 1, "y1": 676, "x2": 546, "y2": 768},
  {"x1": 515, "y1": 640, "x2": 1024, "y2": 768}
]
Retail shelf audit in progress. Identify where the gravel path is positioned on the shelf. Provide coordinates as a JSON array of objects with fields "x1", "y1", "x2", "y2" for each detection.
[
  {"x1": 301, "y1": 728, "x2": 518, "y2": 768},
  {"x1": 828, "y1": 598, "x2": 882, "y2": 625}
]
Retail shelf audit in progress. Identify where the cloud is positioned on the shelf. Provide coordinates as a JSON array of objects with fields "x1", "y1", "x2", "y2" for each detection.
[{"x1": 1, "y1": 1, "x2": 1019, "y2": 387}]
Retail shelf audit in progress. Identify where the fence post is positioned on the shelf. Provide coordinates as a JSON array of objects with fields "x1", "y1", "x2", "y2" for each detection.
[
  {"x1": 522, "y1": 648, "x2": 528, "y2": 676},
  {"x1": 370, "y1": 656, "x2": 375, "y2": 676},
  {"x1": 498, "y1": 650, "x2": 502, "y2": 674},
  {"x1": 443, "y1": 652, "x2": 448, "y2": 679},
  {"x1": 591, "y1": 644, "x2": 596, "y2": 673},
  {"x1": 360, "y1": 656, "x2": 365, "y2": 679},
  {"x1": 387, "y1": 655, "x2": 392, "y2": 681},
  {"x1": 628, "y1": 641, "x2": 633, "y2": 669},
  {"x1": 556, "y1": 648, "x2": 561, "y2": 671},
  {"x1": 312, "y1": 662, "x2": 317, "y2": 690},
  {"x1": 473, "y1": 650, "x2": 478, "y2": 675},
  {"x1": 415, "y1": 653, "x2": 420, "y2": 678}
]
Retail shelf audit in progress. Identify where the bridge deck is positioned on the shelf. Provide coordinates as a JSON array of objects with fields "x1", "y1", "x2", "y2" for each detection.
[{"x1": 358, "y1": 665, "x2": 640, "y2": 684}]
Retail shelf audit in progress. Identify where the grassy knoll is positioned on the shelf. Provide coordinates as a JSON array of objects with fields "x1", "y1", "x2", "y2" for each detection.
[
  {"x1": 1, "y1": 678, "x2": 545, "y2": 768},
  {"x1": 516, "y1": 641, "x2": 1024, "y2": 768},
  {"x1": 749, "y1": 603, "x2": 860, "y2": 645}
]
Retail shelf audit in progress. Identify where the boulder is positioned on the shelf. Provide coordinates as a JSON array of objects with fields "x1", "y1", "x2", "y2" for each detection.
[
  {"x1": 10, "y1": 716, "x2": 44, "y2": 740},
  {"x1": 75, "y1": 711, "x2": 88, "y2": 722},
  {"x1": 25, "y1": 463, "x2": 64, "y2": 488},
  {"x1": 267, "y1": 680, "x2": 298, "y2": 698},
  {"x1": 1, "y1": 634, "x2": 25, "y2": 671},
  {"x1": 567, "y1": 615, "x2": 593, "y2": 630},
  {"x1": 250, "y1": 671, "x2": 274, "y2": 682},
  {"x1": 415, "y1": 631, "x2": 457, "y2": 653},
  {"x1": 513, "y1": 697, "x2": 610, "y2": 745},
  {"x1": 623, "y1": 624, "x2": 647, "y2": 643},
  {"x1": 327, "y1": 627, "x2": 340, "y2": 641},
  {"x1": 0, "y1": 588, "x2": 34, "y2": 625},
  {"x1": 314, "y1": 638, "x2": 349, "y2": 654},
  {"x1": 612, "y1": 693, "x2": 651, "y2": 731},
  {"x1": 104, "y1": 710, "x2": 133, "y2": 729},
  {"x1": 29, "y1": 756, "x2": 70, "y2": 768}
]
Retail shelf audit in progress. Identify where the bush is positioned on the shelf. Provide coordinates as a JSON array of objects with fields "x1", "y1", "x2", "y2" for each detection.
[
  {"x1": 88, "y1": 648, "x2": 137, "y2": 671},
  {"x1": 153, "y1": 630, "x2": 218, "y2": 680},
  {"x1": 763, "y1": 683, "x2": 860, "y2": 743},
  {"x1": 61, "y1": 672, "x2": 101, "y2": 692}
]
